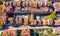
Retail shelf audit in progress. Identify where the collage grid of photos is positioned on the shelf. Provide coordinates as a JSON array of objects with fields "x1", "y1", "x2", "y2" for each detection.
[
  {"x1": 0, "y1": 27, "x2": 60, "y2": 36},
  {"x1": 0, "y1": 0, "x2": 60, "y2": 36}
]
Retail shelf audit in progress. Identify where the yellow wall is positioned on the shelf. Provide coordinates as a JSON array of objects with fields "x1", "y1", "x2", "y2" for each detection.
[{"x1": 0, "y1": 0, "x2": 4, "y2": 2}]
